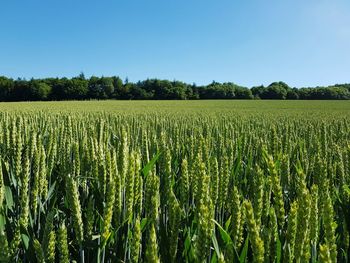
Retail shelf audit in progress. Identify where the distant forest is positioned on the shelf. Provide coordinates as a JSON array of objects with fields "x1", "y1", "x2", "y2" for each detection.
[{"x1": 0, "y1": 74, "x2": 349, "y2": 101}]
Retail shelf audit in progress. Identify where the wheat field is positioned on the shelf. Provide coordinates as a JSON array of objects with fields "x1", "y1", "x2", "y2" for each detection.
[{"x1": 0, "y1": 100, "x2": 349, "y2": 262}]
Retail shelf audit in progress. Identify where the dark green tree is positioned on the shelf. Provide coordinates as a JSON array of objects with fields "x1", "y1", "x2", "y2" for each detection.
[
  {"x1": 29, "y1": 80, "x2": 52, "y2": 100},
  {"x1": 286, "y1": 88, "x2": 299, "y2": 100},
  {"x1": 0, "y1": 76, "x2": 14, "y2": 101},
  {"x1": 88, "y1": 76, "x2": 114, "y2": 99},
  {"x1": 260, "y1": 82, "x2": 289, "y2": 99}
]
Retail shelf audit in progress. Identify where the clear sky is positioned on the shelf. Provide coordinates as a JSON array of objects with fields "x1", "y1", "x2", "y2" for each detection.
[{"x1": 0, "y1": 0, "x2": 349, "y2": 87}]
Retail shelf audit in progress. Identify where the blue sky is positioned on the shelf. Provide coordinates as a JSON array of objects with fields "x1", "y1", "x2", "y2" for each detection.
[{"x1": 0, "y1": 0, "x2": 349, "y2": 87}]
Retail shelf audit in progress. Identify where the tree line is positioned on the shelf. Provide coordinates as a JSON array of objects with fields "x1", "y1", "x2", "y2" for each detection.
[{"x1": 0, "y1": 74, "x2": 349, "y2": 101}]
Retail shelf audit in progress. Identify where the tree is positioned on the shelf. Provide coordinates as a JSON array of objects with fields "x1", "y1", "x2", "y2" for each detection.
[
  {"x1": 112, "y1": 77, "x2": 123, "y2": 98},
  {"x1": 88, "y1": 76, "x2": 114, "y2": 99},
  {"x1": 29, "y1": 80, "x2": 52, "y2": 100},
  {"x1": 297, "y1": 88, "x2": 309, "y2": 99},
  {"x1": 0, "y1": 74, "x2": 349, "y2": 101},
  {"x1": 235, "y1": 86, "x2": 253, "y2": 99},
  {"x1": 309, "y1": 87, "x2": 350, "y2": 100},
  {"x1": 286, "y1": 88, "x2": 299, "y2": 100},
  {"x1": 0, "y1": 76, "x2": 14, "y2": 101},
  {"x1": 260, "y1": 82, "x2": 288, "y2": 99},
  {"x1": 13, "y1": 79, "x2": 30, "y2": 101},
  {"x1": 251, "y1": 85, "x2": 265, "y2": 98},
  {"x1": 201, "y1": 82, "x2": 235, "y2": 99},
  {"x1": 65, "y1": 78, "x2": 89, "y2": 99}
]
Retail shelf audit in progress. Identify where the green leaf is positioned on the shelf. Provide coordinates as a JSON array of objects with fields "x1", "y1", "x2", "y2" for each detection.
[
  {"x1": 0, "y1": 213, "x2": 5, "y2": 231},
  {"x1": 183, "y1": 227, "x2": 195, "y2": 262},
  {"x1": 212, "y1": 219, "x2": 233, "y2": 245},
  {"x1": 43, "y1": 181, "x2": 56, "y2": 206},
  {"x1": 224, "y1": 216, "x2": 231, "y2": 231},
  {"x1": 140, "y1": 218, "x2": 148, "y2": 232},
  {"x1": 239, "y1": 235, "x2": 249, "y2": 263},
  {"x1": 211, "y1": 233, "x2": 221, "y2": 258},
  {"x1": 212, "y1": 219, "x2": 240, "y2": 262},
  {"x1": 210, "y1": 252, "x2": 218, "y2": 263},
  {"x1": 29, "y1": 212, "x2": 34, "y2": 229},
  {"x1": 10, "y1": 166, "x2": 18, "y2": 189},
  {"x1": 4, "y1": 186, "x2": 13, "y2": 211},
  {"x1": 276, "y1": 236, "x2": 282, "y2": 263},
  {"x1": 142, "y1": 152, "x2": 161, "y2": 178},
  {"x1": 311, "y1": 242, "x2": 317, "y2": 263},
  {"x1": 21, "y1": 234, "x2": 29, "y2": 250},
  {"x1": 184, "y1": 230, "x2": 191, "y2": 253}
]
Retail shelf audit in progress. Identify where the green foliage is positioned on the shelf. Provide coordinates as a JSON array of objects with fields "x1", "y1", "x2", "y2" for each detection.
[{"x1": 1, "y1": 74, "x2": 349, "y2": 101}]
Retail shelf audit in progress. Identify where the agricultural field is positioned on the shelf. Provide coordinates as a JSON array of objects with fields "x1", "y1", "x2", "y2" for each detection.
[{"x1": 0, "y1": 100, "x2": 350, "y2": 262}]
